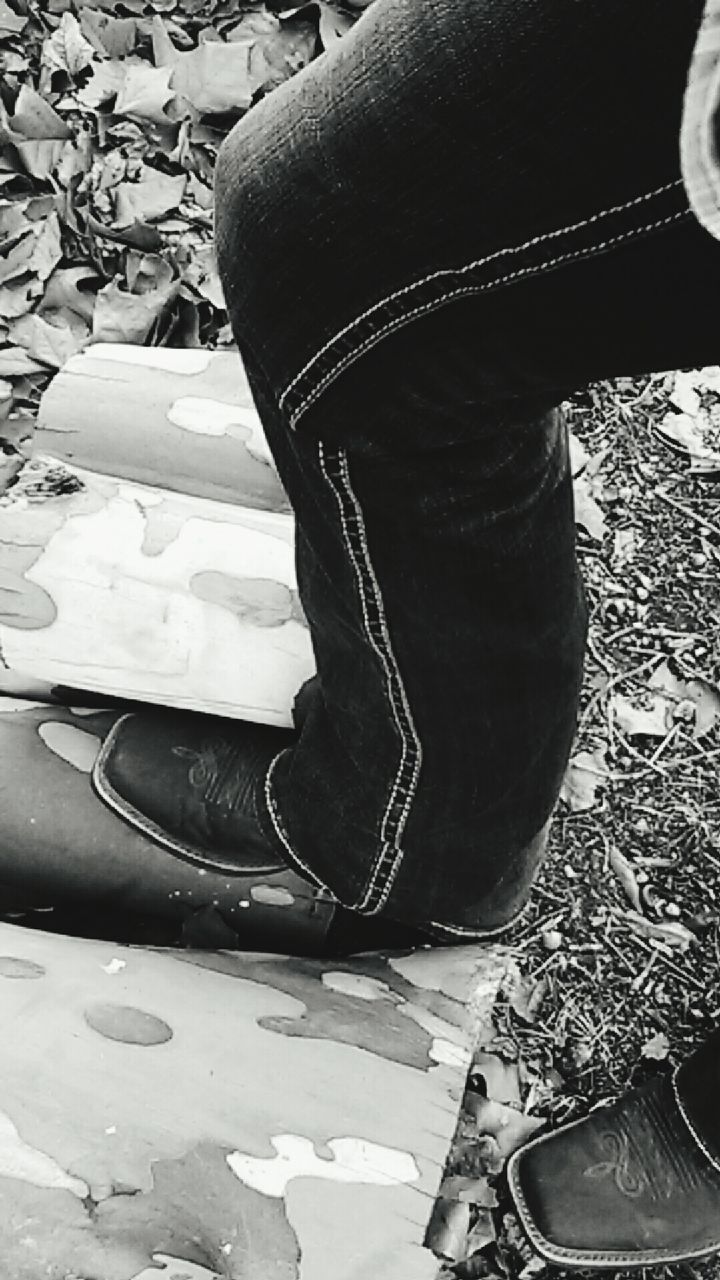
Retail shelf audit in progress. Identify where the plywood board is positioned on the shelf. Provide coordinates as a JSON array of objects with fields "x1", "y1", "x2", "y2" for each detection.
[{"x1": 0, "y1": 921, "x2": 509, "y2": 1280}]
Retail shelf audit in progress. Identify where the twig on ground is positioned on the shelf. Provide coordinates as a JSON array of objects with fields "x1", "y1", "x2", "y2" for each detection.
[{"x1": 656, "y1": 486, "x2": 720, "y2": 542}]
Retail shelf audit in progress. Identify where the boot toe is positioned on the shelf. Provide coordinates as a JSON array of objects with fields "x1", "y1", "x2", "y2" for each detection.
[
  {"x1": 93, "y1": 710, "x2": 294, "y2": 874},
  {"x1": 507, "y1": 1074, "x2": 720, "y2": 1269}
]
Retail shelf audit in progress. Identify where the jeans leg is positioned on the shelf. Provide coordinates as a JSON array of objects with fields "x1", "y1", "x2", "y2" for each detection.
[
  {"x1": 230, "y1": 351, "x2": 585, "y2": 933},
  {"x1": 214, "y1": 0, "x2": 715, "y2": 933}
]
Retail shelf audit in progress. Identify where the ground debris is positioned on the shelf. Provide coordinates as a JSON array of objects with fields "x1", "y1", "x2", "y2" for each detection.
[{"x1": 437, "y1": 373, "x2": 720, "y2": 1280}]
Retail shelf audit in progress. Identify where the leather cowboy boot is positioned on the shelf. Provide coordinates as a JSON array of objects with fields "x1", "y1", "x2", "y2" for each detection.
[
  {"x1": 92, "y1": 708, "x2": 431, "y2": 954},
  {"x1": 93, "y1": 709, "x2": 547, "y2": 950},
  {"x1": 507, "y1": 1029, "x2": 720, "y2": 1269}
]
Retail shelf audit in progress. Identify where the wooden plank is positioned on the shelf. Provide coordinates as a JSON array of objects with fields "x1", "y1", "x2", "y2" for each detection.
[
  {"x1": 36, "y1": 344, "x2": 289, "y2": 514},
  {"x1": 0, "y1": 696, "x2": 325, "y2": 948},
  {"x1": 0, "y1": 345, "x2": 517, "y2": 1278},
  {"x1": 0, "y1": 457, "x2": 312, "y2": 725},
  {"x1": 0, "y1": 918, "x2": 509, "y2": 1279}
]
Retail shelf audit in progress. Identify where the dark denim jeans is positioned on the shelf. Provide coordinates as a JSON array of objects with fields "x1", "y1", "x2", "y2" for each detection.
[{"x1": 214, "y1": 0, "x2": 718, "y2": 937}]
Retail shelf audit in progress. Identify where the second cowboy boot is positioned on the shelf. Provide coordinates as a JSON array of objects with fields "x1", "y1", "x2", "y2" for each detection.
[{"x1": 507, "y1": 1030, "x2": 720, "y2": 1269}]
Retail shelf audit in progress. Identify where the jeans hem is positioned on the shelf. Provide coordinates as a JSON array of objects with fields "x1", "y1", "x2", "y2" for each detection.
[
  {"x1": 426, "y1": 898, "x2": 531, "y2": 941},
  {"x1": 262, "y1": 748, "x2": 336, "y2": 897}
]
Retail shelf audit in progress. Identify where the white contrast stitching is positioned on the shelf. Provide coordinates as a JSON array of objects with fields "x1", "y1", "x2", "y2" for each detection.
[
  {"x1": 427, "y1": 901, "x2": 530, "y2": 940},
  {"x1": 263, "y1": 748, "x2": 333, "y2": 894},
  {"x1": 319, "y1": 442, "x2": 422, "y2": 914},
  {"x1": 287, "y1": 207, "x2": 689, "y2": 426},
  {"x1": 279, "y1": 179, "x2": 685, "y2": 421},
  {"x1": 672, "y1": 1068, "x2": 720, "y2": 1177}
]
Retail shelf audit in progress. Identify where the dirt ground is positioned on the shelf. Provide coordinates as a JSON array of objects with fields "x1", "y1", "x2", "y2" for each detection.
[{"x1": 435, "y1": 371, "x2": 720, "y2": 1280}]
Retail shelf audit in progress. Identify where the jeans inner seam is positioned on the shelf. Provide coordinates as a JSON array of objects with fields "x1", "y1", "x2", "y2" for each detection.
[
  {"x1": 319, "y1": 441, "x2": 423, "y2": 914},
  {"x1": 281, "y1": 181, "x2": 689, "y2": 428},
  {"x1": 263, "y1": 748, "x2": 327, "y2": 891}
]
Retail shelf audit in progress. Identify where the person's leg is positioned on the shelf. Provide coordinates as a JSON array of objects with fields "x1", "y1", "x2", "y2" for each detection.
[
  {"x1": 102, "y1": 0, "x2": 718, "y2": 951},
  {"x1": 208, "y1": 0, "x2": 712, "y2": 936},
  {"x1": 232, "y1": 349, "x2": 582, "y2": 937}
]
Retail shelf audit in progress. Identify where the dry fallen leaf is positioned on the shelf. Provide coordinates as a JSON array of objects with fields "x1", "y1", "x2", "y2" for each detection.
[
  {"x1": 0, "y1": 0, "x2": 26, "y2": 37},
  {"x1": 0, "y1": 207, "x2": 63, "y2": 300},
  {"x1": 0, "y1": 346, "x2": 46, "y2": 376},
  {"x1": 652, "y1": 369, "x2": 720, "y2": 475},
  {"x1": 611, "y1": 690, "x2": 671, "y2": 738},
  {"x1": 0, "y1": 283, "x2": 36, "y2": 322},
  {"x1": 608, "y1": 845, "x2": 642, "y2": 911},
  {"x1": 92, "y1": 273, "x2": 179, "y2": 344},
  {"x1": 654, "y1": 411, "x2": 720, "y2": 473},
  {"x1": 670, "y1": 370, "x2": 701, "y2": 416},
  {"x1": 641, "y1": 1031, "x2": 670, "y2": 1061},
  {"x1": 622, "y1": 909, "x2": 697, "y2": 952},
  {"x1": 1, "y1": 86, "x2": 72, "y2": 181},
  {"x1": 612, "y1": 660, "x2": 720, "y2": 740},
  {"x1": 153, "y1": 15, "x2": 265, "y2": 115},
  {"x1": 44, "y1": 12, "x2": 97, "y2": 78},
  {"x1": 4, "y1": 86, "x2": 70, "y2": 143},
  {"x1": 568, "y1": 428, "x2": 589, "y2": 476},
  {"x1": 439, "y1": 1175, "x2": 497, "y2": 1207},
  {"x1": 8, "y1": 313, "x2": 84, "y2": 369},
  {"x1": 79, "y1": 9, "x2": 138, "y2": 59},
  {"x1": 0, "y1": 445, "x2": 25, "y2": 496},
  {"x1": 612, "y1": 526, "x2": 642, "y2": 571},
  {"x1": 649, "y1": 660, "x2": 720, "y2": 739},
  {"x1": 466, "y1": 1096, "x2": 544, "y2": 1160},
  {"x1": 113, "y1": 168, "x2": 187, "y2": 227},
  {"x1": 560, "y1": 746, "x2": 608, "y2": 812},
  {"x1": 464, "y1": 1209, "x2": 497, "y2": 1257},
  {"x1": 426, "y1": 1197, "x2": 473, "y2": 1263},
  {"x1": 0, "y1": 378, "x2": 12, "y2": 418},
  {"x1": 573, "y1": 471, "x2": 607, "y2": 540},
  {"x1": 318, "y1": 2, "x2": 355, "y2": 45},
  {"x1": 40, "y1": 266, "x2": 98, "y2": 323},
  {"x1": 113, "y1": 62, "x2": 175, "y2": 126},
  {"x1": 692, "y1": 365, "x2": 720, "y2": 394},
  {"x1": 76, "y1": 58, "x2": 130, "y2": 112},
  {"x1": 470, "y1": 1053, "x2": 522, "y2": 1107}
]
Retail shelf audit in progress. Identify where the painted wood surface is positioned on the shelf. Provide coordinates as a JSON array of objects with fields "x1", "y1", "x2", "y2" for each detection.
[
  {"x1": 0, "y1": 917, "x2": 508, "y2": 1279},
  {"x1": 0, "y1": 696, "x2": 328, "y2": 951},
  {"x1": 0, "y1": 456, "x2": 312, "y2": 725},
  {"x1": 0, "y1": 349, "x2": 515, "y2": 1278},
  {"x1": 37, "y1": 344, "x2": 289, "y2": 513}
]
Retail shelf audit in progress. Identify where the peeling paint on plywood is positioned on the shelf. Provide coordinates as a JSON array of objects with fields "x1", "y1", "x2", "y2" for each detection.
[
  {"x1": 167, "y1": 396, "x2": 274, "y2": 468},
  {"x1": 0, "y1": 921, "x2": 508, "y2": 1279},
  {"x1": 0, "y1": 466, "x2": 313, "y2": 725}
]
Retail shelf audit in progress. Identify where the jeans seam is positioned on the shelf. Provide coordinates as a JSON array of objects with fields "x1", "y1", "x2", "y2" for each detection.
[
  {"x1": 280, "y1": 180, "x2": 689, "y2": 428},
  {"x1": 427, "y1": 915, "x2": 524, "y2": 939},
  {"x1": 263, "y1": 747, "x2": 331, "y2": 893},
  {"x1": 319, "y1": 441, "x2": 423, "y2": 914},
  {"x1": 672, "y1": 1068, "x2": 720, "y2": 1177}
]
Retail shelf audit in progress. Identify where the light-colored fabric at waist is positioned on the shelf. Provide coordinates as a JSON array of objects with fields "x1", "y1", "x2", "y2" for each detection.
[{"x1": 682, "y1": 0, "x2": 720, "y2": 238}]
